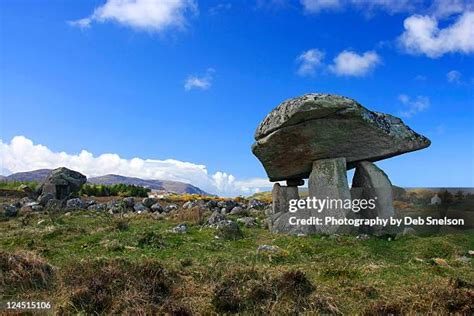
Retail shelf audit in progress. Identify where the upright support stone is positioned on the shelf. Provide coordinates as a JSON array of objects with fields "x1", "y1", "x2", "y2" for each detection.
[
  {"x1": 351, "y1": 161, "x2": 395, "y2": 234},
  {"x1": 308, "y1": 158, "x2": 353, "y2": 234},
  {"x1": 271, "y1": 183, "x2": 299, "y2": 215}
]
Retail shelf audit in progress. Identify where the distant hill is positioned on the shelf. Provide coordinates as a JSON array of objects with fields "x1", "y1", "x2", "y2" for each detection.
[
  {"x1": 1, "y1": 169, "x2": 209, "y2": 195},
  {"x1": 3, "y1": 169, "x2": 51, "y2": 182},
  {"x1": 88, "y1": 174, "x2": 209, "y2": 195}
]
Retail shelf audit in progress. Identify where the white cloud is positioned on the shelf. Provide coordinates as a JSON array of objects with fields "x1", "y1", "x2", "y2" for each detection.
[
  {"x1": 329, "y1": 50, "x2": 380, "y2": 76},
  {"x1": 69, "y1": 0, "x2": 197, "y2": 32},
  {"x1": 447, "y1": 70, "x2": 462, "y2": 83},
  {"x1": 430, "y1": 0, "x2": 474, "y2": 18},
  {"x1": 184, "y1": 68, "x2": 214, "y2": 91},
  {"x1": 398, "y1": 11, "x2": 474, "y2": 58},
  {"x1": 296, "y1": 49, "x2": 325, "y2": 76},
  {"x1": 209, "y1": 3, "x2": 232, "y2": 15},
  {"x1": 300, "y1": 0, "x2": 340, "y2": 13},
  {"x1": 300, "y1": 0, "x2": 419, "y2": 14},
  {"x1": 0, "y1": 136, "x2": 273, "y2": 196},
  {"x1": 398, "y1": 94, "x2": 430, "y2": 118}
]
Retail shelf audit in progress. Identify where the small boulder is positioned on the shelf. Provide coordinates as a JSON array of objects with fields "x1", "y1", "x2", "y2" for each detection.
[
  {"x1": 66, "y1": 198, "x2": 85, "y2": 210},
  {"x1": 88, "y1": 203, "x2": 106, "y2": 211},
  {"x1": 237, "y1": 217, "x2": 256, "y2": 227},
  {"x1": 164, "y1": 204, "x2": 178, "y2": 213},
  {"x1": 142, "y1": 197, "x2": 157, "y2": 208},
  {"x1": 133, "y1": 203, "x2": 148, "y2": 213},
  {"x1": 207, "y1": 210, "x2": 225, "y2": 226},
  {"x1": 171, "y1": 223, "x2": 188, "y2": 234},
  {"x1": 3, "y1": 204, "x2": 18, "y2": 217},
  {"x1": 150, "y1": 203, "x2": 164, "y2": 213},
  {"x1": 230, "y1": 206, "x2": 246, "y2": 216},
  {"x1": 45, "y1": 199, "x2": 64, "y2": 210},
  {"x1": 37, "y1": 193, "x2": 55, "y2": 206},
  {"x1": 122, "y1": 197, "x2": 135, "y2": 207},
  {"x1": 248, "y1": 199, "x2": 266, "y2": 209},
  {"x1": 215, "y1": 220, "x2": 243, "y2": 240}
]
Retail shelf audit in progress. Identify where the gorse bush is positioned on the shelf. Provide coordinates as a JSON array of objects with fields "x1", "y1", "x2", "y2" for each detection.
[{"x1": 80, "y1": 184, "x2": 150, "y2": 197}]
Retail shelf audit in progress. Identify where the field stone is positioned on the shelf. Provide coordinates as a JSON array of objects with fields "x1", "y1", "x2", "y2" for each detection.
[
  {"x1": 37, "y1": 193, "x2": 55, "y2": 206},
  {"x1": 215, "y1": 220, "x2": 243, "y2": 240},
  {"x1": 207, "y1": 210, "x2": 225, "y2": 226},
  {"x1": 88, "y1": 203, "x2": 106, "y2": 211},
  {"x1": 3, "y1": 204, "x2": 19, "y2": 217},
  {"x1": 252, "y1": 93, "x2": 431, "y2": 181},
  {"x1": 133, "y1": 203, "x2": 148, "y2": 213},
  {"x1": 237, "y1": 217, "x2": 256, "y2": 227},
  {"x1": 142, "y1": 197, "x2": 157, "y2": 208},
  {"x1": 230, "y1": 206, "x2": 245, "y2": 215},
  {"x1": 122, "y1": 197, "x2": 135, "y2": 207},
  {"x1": 66, "y1": 198, "x2": 85, "y2": 210},
  {"x1": 45, "y1": 199, "x2": 64, "y2": 210},
  {"x1": 164, "y1": 204, "x2": 178, "y2": 213},
  {"x1": 150, "y1": 203, "x2": 164, "y2": 213},
  {"x1": 171, "y1": 223, "x2": 188, "y2": 234}
]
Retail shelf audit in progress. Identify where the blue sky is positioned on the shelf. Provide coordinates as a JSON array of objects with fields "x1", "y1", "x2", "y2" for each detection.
[{"x1": 0, "y1": 0, "x2": 473, "y2": 195}]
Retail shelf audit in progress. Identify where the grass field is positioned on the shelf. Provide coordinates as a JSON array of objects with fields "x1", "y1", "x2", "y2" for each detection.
[{"x1": 1, "y1": 208, "x2": 473, "y2": 314}]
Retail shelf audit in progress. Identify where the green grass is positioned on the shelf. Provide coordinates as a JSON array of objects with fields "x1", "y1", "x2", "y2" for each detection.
[
  {"x1": 1, "y1": 210, "x2": 473, "y2": 314},
  {"x1": 0, "y1": 180, "x2": 37, "y2": 191}
]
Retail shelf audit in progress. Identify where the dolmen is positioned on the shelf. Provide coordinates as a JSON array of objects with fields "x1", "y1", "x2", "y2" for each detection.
[{"x1": 252, "y1": 93, "x2": 430, "y2": 235}]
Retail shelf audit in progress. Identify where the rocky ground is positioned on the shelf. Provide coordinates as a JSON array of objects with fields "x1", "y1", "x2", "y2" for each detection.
[{"x1": 1, "y1": 192, "x2": 473, "y2": 314}]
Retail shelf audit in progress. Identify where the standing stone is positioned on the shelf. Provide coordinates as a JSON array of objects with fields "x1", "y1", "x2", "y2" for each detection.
[
  {"x1": 271, "y1": 183, "x2": 299, "y2": 215},
  {"x1": 351, "y1": 161, "x2": 395, "y2": 234},
  {"x1": 308, "y1": 158, "x2": 353, "y2": 234}
]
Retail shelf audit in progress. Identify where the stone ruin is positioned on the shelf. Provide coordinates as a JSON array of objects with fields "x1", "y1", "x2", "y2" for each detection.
[{"x1": 252, "y1": 93, "x2": 431, "y2": 235}]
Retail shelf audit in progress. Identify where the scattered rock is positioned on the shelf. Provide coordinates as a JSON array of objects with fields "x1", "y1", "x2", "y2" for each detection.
[
  {"x1": 45, "y1": 199, "x2": 64, "y2": 210},
  {"x1": 142, "y1": 197, "x2": 157, "y2": 208},
  {"x1": 237, "y1": 217, "x2": 256, "y2": 227},
  {"x1": 164, "y1": 204, "x2": 178, "y2": 213},
  {"x1": 3, "y1": 204, "x2": 18, "y2": 217},
  {"x1": 87, "y1": 203, "x2": 106, "y2": 211},
  {"x1": 133, "y1": 203, "x2": 148, "y2": 213},
  {"x1": 248, "y1": 199, "x2": 266, "y2": 209},
  {"x1": 150, "y1": 203, "x2": 164, "y2": 213},
  {"x1": 122, "y1": 197, "x2": 135, "y2": 207},
  {"x1": 230, "y1": 206, "x2": 246, "y2": 216},
  {"x1": 257, "y1": 244, "x2": 282, "y2": 254},
  {"x1": 37, "y1": 193, "x2": 55, "y2": 206},
  {"x1": 182, "y1": 201, "x2": 194, "y2": 209},
  {"x1": 66, "y1": 198, "x2": 85, "y2": 210},
  {"x1": 207, "y1": 210, "x2": 225, "y2": 226},
  {"x1": 171, "y1": 223, "x2": 188, "y2": 234},
  {"x1": 215, "y1": 220, "x2": 243, "y2": 240}
]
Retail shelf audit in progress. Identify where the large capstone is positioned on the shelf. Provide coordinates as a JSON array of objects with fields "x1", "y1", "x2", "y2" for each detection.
[
  {"x1": 38, "y1": 167, "x2": 87, "y2": 200},
  {"x1": 351, "y1": 161, "x2": 395, "y2": 235},
  {"x1": 252, "y1": 93, "x2": 430, "y2": 181}
]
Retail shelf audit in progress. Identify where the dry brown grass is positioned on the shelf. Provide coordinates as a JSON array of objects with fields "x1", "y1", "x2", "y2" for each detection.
[{"x1": 0, "y1": 251, "x2": 56, "y2": 294}]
